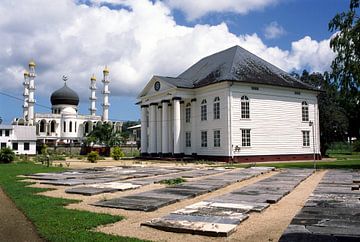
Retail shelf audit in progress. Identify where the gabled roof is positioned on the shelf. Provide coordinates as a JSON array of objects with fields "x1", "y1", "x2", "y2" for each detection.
[{"x1": 156, "y1": 45, "x2": 317, "y2": 91}]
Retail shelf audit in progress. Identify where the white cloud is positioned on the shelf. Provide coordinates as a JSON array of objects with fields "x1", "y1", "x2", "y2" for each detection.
[
  {"x1": 164, "y1": 0, "x2": 280, "y2": 21},
  {"x1": 0, "y1": 0, "x2": 334, "y2": 105},
  {"x1": 264, "y1": 21, "x2": 285, "y2": 39}
]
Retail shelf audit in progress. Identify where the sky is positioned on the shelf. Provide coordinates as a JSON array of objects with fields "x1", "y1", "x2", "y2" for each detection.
[{"x1": 0, "y1": 0, "x2": 349, "y2": 124}]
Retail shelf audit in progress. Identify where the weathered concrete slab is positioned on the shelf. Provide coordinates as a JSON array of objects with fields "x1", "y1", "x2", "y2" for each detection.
[
  {"x1": 279, "y1": 170, "x2": 360, "y2": 242},
  {"x1": 89, "y1": 182, "x2": 141, "y2": 191},
  {"x1": 143, "y1": 168, "x2": 313, "y2": 236},
  {"x1": 65, "y1": 187, "x2": 117, "y2": 195}
]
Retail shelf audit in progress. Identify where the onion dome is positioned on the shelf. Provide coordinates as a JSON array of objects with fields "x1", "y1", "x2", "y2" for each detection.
[
  {"x1": 50, "y1": 83, "x2": 79, "y2": 106},
  {"x1": 28, "y1": 60, "x2": 36, "y2": 67},
  {"x1": 103, "y1": 66, "x2": 109, "y2": 74}
]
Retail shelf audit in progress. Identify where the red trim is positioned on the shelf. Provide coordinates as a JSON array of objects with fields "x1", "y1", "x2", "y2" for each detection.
[{"x1": 194, "y1": 153, "x2": 322, "y2": 163}]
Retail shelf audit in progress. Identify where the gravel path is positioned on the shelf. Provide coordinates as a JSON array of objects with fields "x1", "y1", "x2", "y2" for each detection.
[{"x1": 0, "y1": 187, "x2": 43, "y2": 242}]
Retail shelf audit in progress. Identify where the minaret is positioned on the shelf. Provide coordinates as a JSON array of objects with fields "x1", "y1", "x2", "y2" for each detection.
[
  {"x1": 22, "y1": 71, "x2": 29, "y2": 121},
  {"x1": 102, "y1": 66, "x2": 110, "y2": 122},
  {"x1": 27, "y1": 60, "x2": 36, "y2": 125},
  {"x1": 89, "y1": 74, "x2": 97, "y2": 116}
]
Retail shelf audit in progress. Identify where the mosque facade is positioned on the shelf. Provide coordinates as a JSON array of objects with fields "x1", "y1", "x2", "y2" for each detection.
[{"x1": 12, "y1": 61, "x2": 122, "y2": 146}]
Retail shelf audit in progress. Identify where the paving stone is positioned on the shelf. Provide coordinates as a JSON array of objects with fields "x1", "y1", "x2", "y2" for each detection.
[
  {"x1": 279, "y1": 170, "x2": 360, "y2": 241},
  {"x1": 93, "y1": 196, "x2": 176, "y2": 211},
  {"x1": 65, "y1": 187, "x2": 117, "y2": 195},
  {"x1": 142, "y1": 217, "x2": 240, "y2": 237},
  {"x1": 89, "y1": 182, "x2": 140, "y2": 191}
]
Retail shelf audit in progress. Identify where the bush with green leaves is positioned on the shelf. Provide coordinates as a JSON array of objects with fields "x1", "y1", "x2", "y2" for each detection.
[
  {"x1": 87, "y1": 151, "x2": 99, "y2": 163},
  {"x1": 111, "y1": 147, "x2": 125, "y2": 160},
  {"x1": 0, "y1": 147, "x2": 16, "y2": 163},
  {"x1": 353, "y1": 140, "x2": 360, "y2": 152}
]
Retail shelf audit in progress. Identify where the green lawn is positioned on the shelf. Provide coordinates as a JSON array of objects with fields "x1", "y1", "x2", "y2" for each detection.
[
  {"x1": 223, "y1": 154, "x2": 360, "y2": 169},
  {"x1": 0, "y1": 162, "x2": 146, "y2": 242}
]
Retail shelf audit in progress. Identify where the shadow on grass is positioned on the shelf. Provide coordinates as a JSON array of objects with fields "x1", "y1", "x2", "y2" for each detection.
[{"x1": 0, "y1": 162, "x2": 146, "y2": 242}]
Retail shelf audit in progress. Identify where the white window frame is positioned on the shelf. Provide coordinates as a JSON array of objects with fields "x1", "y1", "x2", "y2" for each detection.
[
  {"x1": 241, "y1": 96, "x2": 250, "y2": 119},
  {"x1": 302, "y1": 130, "x2": 310, "y2": 147},
  {"x1": 201, "y1": 131, "x2": 207, "y2": 147},
  {"x1": 302, "y1": 101, "x2": 309, "y2": 122},
  {"x1": 213, "y1": 97, "x2": 220, "y2": 120},
  {"x1": 201, "y1": 99, "x2": 207, "y2": 121},
  {"x1": 185, "y1": 103, "x2": 191, "y2": 123},
  {"x1": 241, "y1": 129, "x2": 251, "y2": 147},
  {"x1": 213, "y1": 130, "x2": 220, "y2": 147},
  {"x1": 185, "y1": 132, "x2": 191, "y2": 147}
]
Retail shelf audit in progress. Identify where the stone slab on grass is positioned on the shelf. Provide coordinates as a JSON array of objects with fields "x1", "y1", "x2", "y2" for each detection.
[
  {"x1": 279, "y1": 170, "x2": 360, "y2": 242},
  {"x1": 65, "y1": 187, "x2": 117, "y2": 196},
  {"x1": 93, "y1": 196, "x2": 176, "y2": 212},
  {"x1": 143, "y1": 168, "x2": 313, "y2": 236},
  {"x1": 142, "y1": 213, "x2": 248, "y2": 237}
]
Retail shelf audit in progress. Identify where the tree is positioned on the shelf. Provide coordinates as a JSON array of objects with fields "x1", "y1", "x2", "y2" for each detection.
[
  {"x1": 300, "y1": 71, "x2": 349, "y2": 155},
  {"x1": 85, "y1": 123, "x2": 122, "y2": 147},
  {"x1": 0, "y1": 147, "x2": 16, "y2": 163},
  {"x1": 329, "y1": 0, "x2": 360, "y2": 139}
]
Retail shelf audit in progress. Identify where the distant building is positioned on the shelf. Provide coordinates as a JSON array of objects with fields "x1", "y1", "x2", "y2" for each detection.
[
  {"x1": 137, "y1": 46, "x2": 321, "y2": 162},
  {"x1": 0, "y1": 125, "x2": 36, "y2": 155},
  {"x1": 11, "y1": 61, "x2": 122, "y2": 146},
  {"x1": 127, "y1": 124, "x2": 141, "y2": 145}
]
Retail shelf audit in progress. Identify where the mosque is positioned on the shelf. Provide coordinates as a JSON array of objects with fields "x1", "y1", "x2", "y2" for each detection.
[{"x1": 11, "y1": 61, "x2": 122, "y2": 146}]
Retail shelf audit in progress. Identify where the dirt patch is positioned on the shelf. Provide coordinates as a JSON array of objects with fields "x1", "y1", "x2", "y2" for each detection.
[
  {"x1": 0, "y1": 187, "x2": 43, "y2": 242},
  {"x1": 23, "y1": 164, "x2": 326, "y2": 242}
]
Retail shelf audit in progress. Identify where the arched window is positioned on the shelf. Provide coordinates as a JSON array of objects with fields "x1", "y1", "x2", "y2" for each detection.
[
  {"x1": 74, "y1": 122, "x2": 77, "y2": 132},
  {"x1": 201, "y1": 99, "x2": 207, "y2": 121},
  {"x1": 84, "y1": 122, "x2": 89, "y2": 134},
  {"x1": 63, "y1": 121, "x2": 66, "y2": 132},
  {"x1": 69, "y1": 121, "x2": 73, "y2": 132},
  {"x1": 241, "y1": 96, "x2": 250, "y2": 119},
  {"x1": 185, "y1": 103, "x2": 191, "y2": 123},
  {"x1": 213, "y1": 97, "x2": 220, "y2": 119},
  {"x1": 40, "y1": 120, "x2": 46, "y2": 133},
  {"x1": 302, "y1": 101, "x2": 309, "y2": 121},
  {"x1": 50, "y1": 120, "x2": 56, "y2": 133}
]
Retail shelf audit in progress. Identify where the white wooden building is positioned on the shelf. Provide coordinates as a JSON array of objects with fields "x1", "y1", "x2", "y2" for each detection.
[
  {"x1": 137, "y1": 46, "x2": 321, "y2": 162},
  {"x1": 0, "y1": 125, "x2": 37, "y2": 155}
]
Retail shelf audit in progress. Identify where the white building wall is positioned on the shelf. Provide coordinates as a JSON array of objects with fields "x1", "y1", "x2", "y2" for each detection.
[
  {"x1": 0, "y1": 126, "x2": 36, "y2": 155},
  {"x1": 192, "y1": 83, "x2": 230, "y2": 156},
  {"x1": 230, "y1": 83, "x2": 320, "y2": 157}
]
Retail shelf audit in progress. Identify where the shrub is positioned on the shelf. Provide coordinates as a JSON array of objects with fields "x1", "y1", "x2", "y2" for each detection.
[
  {"x1": 87, "y1": 151, "x2": 99, "y2": 163},
  {"x1": 111, "y1": 147, "x2": 125, "y2": 160},
  {"x1": 353, "y1": 140, "x2": 360, "y2": 152},
  {"x1": 159, "y1": 177, "x2": 186, "y2": 185},
  {"x1": 0, "y1": 147, "x2": 16, "y2": 163}
]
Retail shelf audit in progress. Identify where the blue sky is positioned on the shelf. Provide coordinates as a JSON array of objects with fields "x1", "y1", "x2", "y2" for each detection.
[{"x1": 0, "y1": 0, "x2": 349, "y2": 124}]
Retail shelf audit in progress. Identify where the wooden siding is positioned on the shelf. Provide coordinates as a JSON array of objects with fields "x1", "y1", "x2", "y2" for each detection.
[{"x1": 231, "y1": 83, "x2": 320, "y2": 157}]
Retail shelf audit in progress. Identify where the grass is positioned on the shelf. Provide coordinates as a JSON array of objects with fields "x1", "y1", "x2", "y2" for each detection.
[
  {"x1": 0, "y1": 162, "x2": 146, "y2": 242},
  {"x1": 222, "y1": 153, "x2": 360, "y2": 169},
  {"x1": 158, "y1": 177, "x2": 186, "y2": 185}
]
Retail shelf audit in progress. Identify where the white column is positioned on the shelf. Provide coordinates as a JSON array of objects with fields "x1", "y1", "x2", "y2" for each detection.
[
  {"x1": 28, "y1": 61, "x2": 36, "y2": 125},
  {"x1": 173, "y1": 98, "x2": 181, "y2": 155},
  {"x1": 23, "y1": 71, "x2": 29, "y2": 120},
  {"x1": 149, "y1": 103, "x2": 157, "y2": 155},
  {"x1": 180, "y1": 101, "x2": 185, "y2": 154},
  {"x1": 191, "y1": 98, "x2": 197, "y2": 155},
  {"x1": 102, "y1": 67, "x2": 110, "y2": 122},
  {"x1": 157, "y1": 105, "x2": 162, "y2": 155},
  {"x1": 89, "y1": 75, "x2": 97, "y2": 116},
  {"x1": 140, "y1": 105, "x2": 148, "y2": 155},
  {"x1": 161, "y1": 101, "x2": 169, "y2": 155},
  {"x1": 168, "y1": 104, "x2": 173, "y2": 154}
]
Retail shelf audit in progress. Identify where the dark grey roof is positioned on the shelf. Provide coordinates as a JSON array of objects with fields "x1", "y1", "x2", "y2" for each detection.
[
  {"x1": 154, "y1": 76, "x2": 194, "y2": 88},
  {"x1": 158, "y1": 45, "x2": 317, "y2": 91},
  {"x1": 50, "y1": 84, "x2": 79, "y2": 106}
]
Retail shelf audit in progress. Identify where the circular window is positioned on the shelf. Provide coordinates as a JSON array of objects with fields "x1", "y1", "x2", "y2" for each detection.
[{"x1": 154, "y1": 81, "x2": 161, "y2": 91}]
